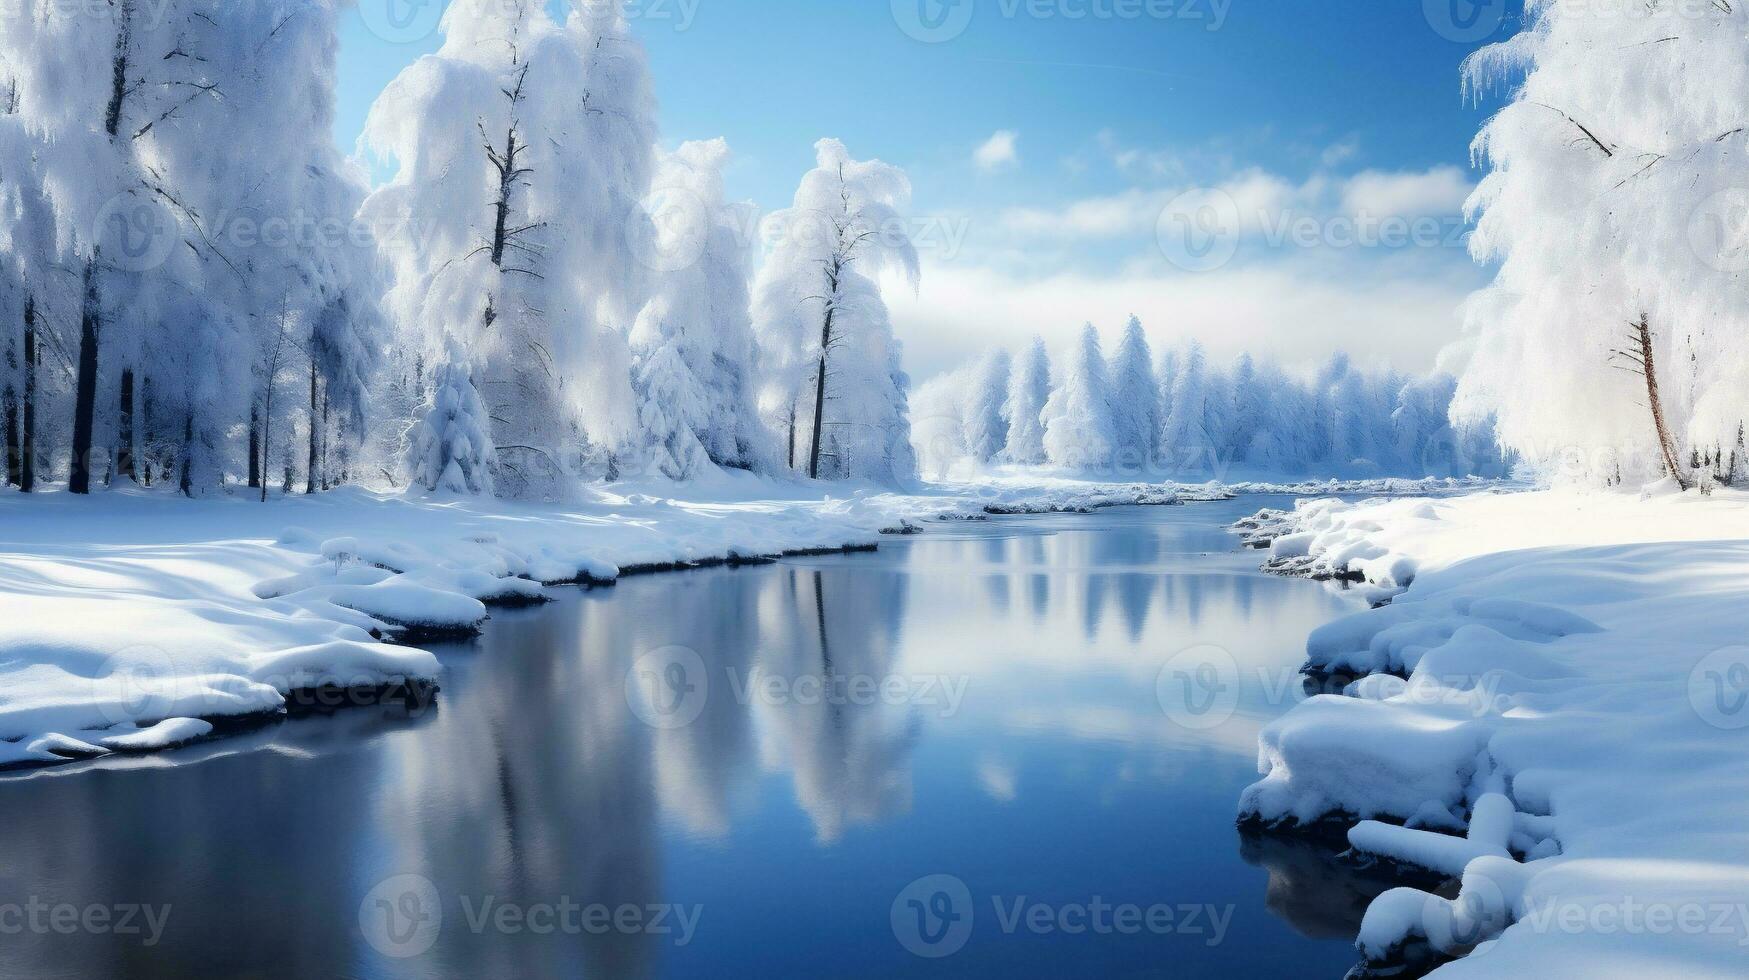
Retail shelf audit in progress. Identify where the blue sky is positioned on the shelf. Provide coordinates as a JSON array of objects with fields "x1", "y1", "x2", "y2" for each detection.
[{"x1": 336, "y1": 1, "x2": 1522, "y2": 380}]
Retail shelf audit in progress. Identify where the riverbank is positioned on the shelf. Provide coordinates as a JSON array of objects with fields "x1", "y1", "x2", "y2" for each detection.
[
  {"x1": 1, "y1": 472, "x2": 1494, "y2": 771},
  {"x1": 1236, "y1": 486, "x2": 1749, "y2": 977}
]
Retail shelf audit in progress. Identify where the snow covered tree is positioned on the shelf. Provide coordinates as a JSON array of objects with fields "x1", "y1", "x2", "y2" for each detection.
[
  {"x1": 1456, "y1": 0, "x2": 1749, "y2": 486},
  {"x1": 1161, "y1": 341, "x2": 1214, "y2": 472},
  {"x1": 752, "y1": 139, "x2": 920, "y2": 484},
  {"x1": 962, "y1": 349, "x2": 1011, "y2": 463},
  {"x1": 1042, "y1": 324, "x2": 1117, "y2": 469},
  {"x1": 910, "y1": 364, "x2": 973, "y2": 477},
  {"x1": 1107, "y1": 316, "x2": 1159, "y2": 470},
  {"x1": 1223, "y1": 353, "x2": 1267, "y2": 464},
  {"x1": 0, "y1": 0, "x2": 379, "y2": 497},
  {"x1": 363, "y1": 0, "x2": 657, "y2": 498},
  {"x1": 927, "y1": 339, "x2": 1507, "y2": 479},
  {"x1": 0, "y1": 0, "x2": 215, "y2": 494},
  {"x1": 406, "y1": 340, "x2": 496, "y2": 495},
  {"x1": 1002, "y1": 336, "x2": 1051, "y2": 465},
  {"x1": 629, "y1": 139, "x2": 765, "y2": 479}
]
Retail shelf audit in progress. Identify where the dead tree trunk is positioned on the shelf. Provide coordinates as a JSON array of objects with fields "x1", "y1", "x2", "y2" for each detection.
[
  {"x1": 69, "y1": 260, "x2": 101, "y2": 495},
  {"x1": 1626, "y1": 315, "x2": 1689, "y2": 490}
]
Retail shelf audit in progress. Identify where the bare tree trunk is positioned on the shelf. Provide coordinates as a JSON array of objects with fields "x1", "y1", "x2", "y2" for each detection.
[
  {"x1": 305, "y1": 361, "x2": 318, "y2": 495},
  {"x1": 786, "y1": 402, "x2": 797, "y2": 471},
  {"x1": 807, "y1": 306, "x2": 835, "y2": 480},
  {"x1": 1634, "y1": 315, "x2": 1689, "y2": 490},
  {"x1": 247, "y1": 401, "x2": 261, "y2": 489},
  {"x1": 178, "y1": 412, "x2": 192, "y2": 496},
  {"x1": 18, "y1": 300, "x2": 34, "y2": 493},
  {"x1": 104, "y1": 1, "x2": 132, "y2": 139},
  {"x1": 69, "y1": 261, "x2": 101, "y2": 495},
  {"x1": 2, "y1": 381, "x2": 15, "y2": 488},
  {"x1": 319, "y1": 388, "x2": 330, "y2": 491},
  {"x1": 138, "y1": 375, "x2": 151, "y2": 488},
  {"x1": 116, "y1": 368, "x2": 135, "y2": 485}
]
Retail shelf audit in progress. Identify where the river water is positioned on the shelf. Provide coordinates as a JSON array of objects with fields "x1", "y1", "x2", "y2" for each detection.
[{"x1": 0, "y1": 496, "x2": 1409, "y2": 978}]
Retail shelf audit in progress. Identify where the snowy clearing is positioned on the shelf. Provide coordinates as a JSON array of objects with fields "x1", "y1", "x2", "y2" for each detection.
[{"x1": 1236, "y1": 487, "x2": 1749, "y2": 977}]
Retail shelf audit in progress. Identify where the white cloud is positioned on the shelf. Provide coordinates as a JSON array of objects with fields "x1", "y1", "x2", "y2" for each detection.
[
  {"x1": 995, "y1": 166, "x2": 1471, "y2": 246},
  {"x1": 973, "y1": 130, "x2": 1020, "y2": 171},
  {"x1": 887, "y1": 253, "x2": 1485, "y2": 383},
  {"x1": 1340, "y1": 165, "x2": 1474, "y2": 218},
  {"x1": 1320, "y1": 137, "x2": 1362, "y2": 169}
]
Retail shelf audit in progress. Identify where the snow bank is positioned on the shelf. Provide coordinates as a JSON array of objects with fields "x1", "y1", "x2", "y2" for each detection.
[
  {"x1": 1236, "y1": 487, "x2": 1749, "y2": 977},
  {"x1": 0, "y1": 471, "x2": 1283, "y2": 771}
]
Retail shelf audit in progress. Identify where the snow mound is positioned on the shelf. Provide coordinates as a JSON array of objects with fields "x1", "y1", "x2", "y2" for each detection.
[{"x1": 1234, "y1": 487, "x2": 1749, "y2": 976}]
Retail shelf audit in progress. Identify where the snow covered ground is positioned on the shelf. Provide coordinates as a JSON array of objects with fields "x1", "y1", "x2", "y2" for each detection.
[
  {"x1": 1, "y1": 470, "x2": 1492, "y2": 772},
  {"x1": 1236, "y1": 486, "x2": 1749, "y2": 977}
]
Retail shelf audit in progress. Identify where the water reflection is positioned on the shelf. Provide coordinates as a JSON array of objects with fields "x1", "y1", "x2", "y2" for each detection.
[{"x1": 0, "y1": 498, "x2": 1374, "y2": 979}]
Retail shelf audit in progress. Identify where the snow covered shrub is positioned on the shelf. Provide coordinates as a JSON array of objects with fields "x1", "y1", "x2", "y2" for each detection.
[{"x1": 405, "y1": 344, "x2": 496, "y2": 496}]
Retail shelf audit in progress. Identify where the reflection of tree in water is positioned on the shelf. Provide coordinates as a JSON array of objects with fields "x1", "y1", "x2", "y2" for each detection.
[
  {"x1": 647, "y1": 573, "x2": 762, "y2": 839},
  {"x1": 982, "y1": 535, "x2": 1011, "y2": 613},
  {"x1": 756, "y1": 566, "x2": 918, "y2": 843},
  {"x1": 373, "y1": 596, "x2": 669, "y2": 980},
  {"x1": 1116, "y1": 572, "x2": 1157, "y2": 642}
]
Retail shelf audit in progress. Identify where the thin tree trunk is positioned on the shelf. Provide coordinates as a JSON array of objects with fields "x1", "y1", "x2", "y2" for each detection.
[
  {"x1": 117, "y1": 368, "x2": 135, "y2": 485},
  {"x1": 19, "y1": 300, "x2": 33, "y2": 493},
  {"x1": 305, "y1": 362, "x2": 318, "y2": 495},
  {"x1": 69, "y1": 261, "x2": 101, "y2": 495},
  {"x1": 786, "y1": 403, "x2": 797, "y2": 470},
  {"x1": 807, "y1": 307, "x2": 835, "y2": 480},
  {"x1": 248, "y1": 401, "x2": 261, "y2": 489},
  {"x1": 178, "y1": 412, "x2": 192, "y2": 496},
  {"x1": 259, "y1": 399, "x2": 273, "y2": 503},
  {"x1": 2, "y1": 380, "x2": 15, "y2": 488},
  {"x1": 1635, "y1": 315, "x2": 1689, "y2": 490},
  {"x1": 319, "y1": 388, "x2": 329, "y2": 491},
  {"x1": 104, "y1": 1, "x2": 132, "y2": 139},
  {"x1": 138, "y1": 375, "x2": 151, "y2": 488}
]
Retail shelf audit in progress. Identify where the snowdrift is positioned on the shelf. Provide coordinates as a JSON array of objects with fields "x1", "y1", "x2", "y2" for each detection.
[{"x1": 1236, "y1": 488, "x2": 1749, "y2": 977}]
